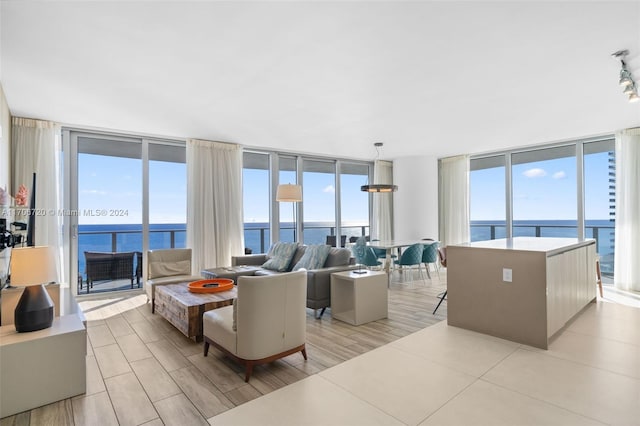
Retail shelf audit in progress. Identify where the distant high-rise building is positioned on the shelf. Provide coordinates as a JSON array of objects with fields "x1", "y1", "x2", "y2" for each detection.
[{"x1": 608, "y1": 150, "x2": 615, "y2": 253}]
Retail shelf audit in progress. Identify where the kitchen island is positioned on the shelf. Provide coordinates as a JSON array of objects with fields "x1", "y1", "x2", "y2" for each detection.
[{"x1": 447, "y1": 237, "x2": 596, "y2": 349}]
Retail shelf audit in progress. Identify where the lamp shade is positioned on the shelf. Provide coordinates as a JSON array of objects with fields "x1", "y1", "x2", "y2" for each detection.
[
  {"x1": 276, "y1": 184, "x2": 302, "y2": 202},
  {"x1": 10, "y1": 246, "x2": 56, "y2": 287}
]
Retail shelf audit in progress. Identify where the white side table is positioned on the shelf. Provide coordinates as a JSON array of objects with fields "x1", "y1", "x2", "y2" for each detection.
[
  {"x1": 0, "y1": 314, "x2": 87, "y2": 418},
  {"x1": 330, "y1": 270, "x2": 388, "y2": 325}
]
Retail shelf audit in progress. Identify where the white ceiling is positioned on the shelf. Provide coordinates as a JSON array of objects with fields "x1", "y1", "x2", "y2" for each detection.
[{"x1": 2, "y1": 1, "x2": 639, "y2": 161}]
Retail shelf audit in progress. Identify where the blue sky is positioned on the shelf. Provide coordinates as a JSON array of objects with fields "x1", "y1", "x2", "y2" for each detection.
[
  {"x1": 78, "y1": 154, "x2": 186, "y2": 224},
  {"x1": 243, "y1": 169, "x2": 369, "y2": 223},
  {"x1": 470, "y1": 152, "x2": 611, "y2": 221},
  {"x1": 80, "y1": 151, "x2": 611, "y2": 225}
]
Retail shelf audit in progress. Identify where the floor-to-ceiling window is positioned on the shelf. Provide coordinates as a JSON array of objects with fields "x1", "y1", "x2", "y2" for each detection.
[
  {"x1": 242, "y1": 152, "x2": 270, "y2": 253},
  {"x1": 302, "y1": 159, "x2": 336, "y2": 245},
  {"x1": 279, "y1": 156, "x2": 298, "y2": 244},
  {"x1": 66, "y1": 131, "x2": 186, "y2": 295},
  {"x1": 242, "y1": 151, "x2": 371, "y2": 252},
  {"x1": 149, "y1": 142, "x2": 187, "y2": 250},
  {"x1": 512, "y1": 145, "x2": 577, "y2": 238},
  {"x1": 470, "y1": 156, "x2": 506, "y2": 241},
  {"x1": 469, "y1": 136, "x2": 615, "y2": 279},
  {"x1": 584, "y1": 140, "x2": 615, "y2": 276},
  {"x1": 76, "y1": 135, "x2": 143, "y2": 292},
  {"x1": 339, "y1": 162, "x2": 370, "y2": 241}
]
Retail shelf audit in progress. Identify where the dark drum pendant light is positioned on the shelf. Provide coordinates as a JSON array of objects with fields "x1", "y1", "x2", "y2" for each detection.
[
  {"x1": 361, "y1": 142, "x2": 398, "y2": 193},
  {"x1": 361, "y1": 184, "x2": 398, "y2": 193}
]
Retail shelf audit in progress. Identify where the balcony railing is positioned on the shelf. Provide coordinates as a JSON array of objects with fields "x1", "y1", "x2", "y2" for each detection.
[
  {"x1": 470, "y1": 223, "x2": 615, "y2": 276},
  {"x1": 244, "y1": 224, "x2": 369, "y2": 254},
  {"x1": 78, "y1": 228, "x2": 186, "y2": 279}
]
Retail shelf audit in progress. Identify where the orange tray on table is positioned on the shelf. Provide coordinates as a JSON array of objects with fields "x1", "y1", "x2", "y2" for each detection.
[{"x1": 188, "y1": 279, "x2": 234, "y2": 293}]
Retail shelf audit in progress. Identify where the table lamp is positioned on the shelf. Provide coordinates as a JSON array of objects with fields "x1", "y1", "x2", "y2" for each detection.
[{"x1": 10, "y1": 246, "x2": 56, "y2": 332}]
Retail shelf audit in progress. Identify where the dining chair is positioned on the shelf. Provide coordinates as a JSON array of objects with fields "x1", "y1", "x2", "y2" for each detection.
[
  {"x1": 352, "y1": 237, "x2": 382, "y2": 269},
  {"x1": 393, "y1": 243, "x2": 425, "y2": 283},
  {"x1": 421, "y1": 242, "x2": 440, "y2": 279},
  {"x1": 370, "y1": 239, "x2": 397, "y2": 266},
  {"x1": 433, "y1": 247, "x2": 447, "y2": 314}
]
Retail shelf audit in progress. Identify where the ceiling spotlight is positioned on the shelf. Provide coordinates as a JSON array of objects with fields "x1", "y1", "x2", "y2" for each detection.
[
  {"x1": 612, "y1": 49, "x2": 638, "y2": 103},
  {"x1": 619, "y1": 70, "x2": 633, "y2": 87},
  {"x1": 623, "y1": 83, "x2": 636, "y2": 95}
]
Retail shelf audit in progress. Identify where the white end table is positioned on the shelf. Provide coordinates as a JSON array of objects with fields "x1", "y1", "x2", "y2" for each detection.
[
  {"x1": 330, "y1": 270, "x2": 388, "y2": 325},
  {"x1": 0, "y1": 314, "x2": 87, "y2": 418}
]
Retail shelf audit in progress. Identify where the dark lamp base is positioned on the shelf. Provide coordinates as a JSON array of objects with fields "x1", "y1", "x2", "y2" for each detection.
[{"x1": 14, "y1": 284, "x2": 54, "y2": 333}]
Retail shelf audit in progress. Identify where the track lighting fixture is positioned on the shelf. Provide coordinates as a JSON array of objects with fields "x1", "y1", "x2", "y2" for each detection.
[
  {"x1": 612, "y1": 50, "x2": 638, "y2": 103},
  {"x1": 623, "y1": 83, "x2": 636, "y2": 95}
]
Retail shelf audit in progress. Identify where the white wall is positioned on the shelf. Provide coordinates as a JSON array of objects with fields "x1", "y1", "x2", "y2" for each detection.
[
  {"x1": 392, "y1": 155, "x2": 439, "y2": 241},
  {"x1": 0, "y1": 83, "x2": 9, "y2": 191},
  {"x1": 0, "y1": 83, "x2": 10, "y2": 285}
]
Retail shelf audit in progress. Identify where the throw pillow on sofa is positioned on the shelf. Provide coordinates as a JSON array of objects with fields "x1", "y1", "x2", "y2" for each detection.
[
  {"x1": 324, "y1": 247, "x2": 352, "y2": 267},
  {"x1": 293, "y1": 244, "x2": 331, "y2": 271},
  {"x1": 262, "y1": 242, "x2": 298, "y2": 272}
]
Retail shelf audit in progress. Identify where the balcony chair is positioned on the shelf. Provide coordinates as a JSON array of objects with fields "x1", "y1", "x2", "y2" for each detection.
[
  {"x1": 421, "y1": 242, "x2": 440, "y2": 279},
  {"x1": 202, "y1": 271, "x2": 307, "y2": 382},
  {"x1": 146, "y1": 248, "x2": 202, "y2": 313},
  {"x1": 433, "y1": 247, "x2": 447, "y2": 314},
  {"x1": 326, "y1": 235, "x2": 347, "y2": 248},
  {"x1": 393, "y1": 243, "x2": 425, "y2": 283},
  {"x1": 83, "y1": 251, "x2": 137, "y2": 294}
]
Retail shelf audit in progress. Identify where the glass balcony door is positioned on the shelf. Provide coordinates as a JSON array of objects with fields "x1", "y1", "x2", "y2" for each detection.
[
  {"x1": 74, "y1": 134, "x2": 142, "y2": 294},
  {"x1": 64, "y1": 131, "x2": 186, "y2": 295}
]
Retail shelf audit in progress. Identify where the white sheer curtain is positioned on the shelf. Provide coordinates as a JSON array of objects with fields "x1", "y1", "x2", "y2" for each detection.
[
  {"x1": 614, "y1": 128, "x2": 640, "y2": 292},
  {"x1": 438, "y1": 155, "x2": 470, "y2": 247},
  {"x1": 372, "y1": 159, "x2": 394, "y2": 240},
  {"x1": 186, "y1": 139, "x2": 244, "y2": 271},
  {"x1": 11, "y1": 117, "x2": 62, "y2": 282}
]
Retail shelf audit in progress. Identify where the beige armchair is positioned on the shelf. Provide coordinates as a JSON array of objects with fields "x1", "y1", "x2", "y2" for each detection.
[
  {"x1": 146, "y1": 248, "x2": 202, "y2": 313},
  {"x1": 202, "y1": 270, "x2": 307, "y2": 382}
]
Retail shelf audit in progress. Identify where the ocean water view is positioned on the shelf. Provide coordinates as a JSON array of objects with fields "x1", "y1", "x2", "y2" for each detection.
[
  {"x1": 77, "y1": 222, "x2": 368, "y2": 275},
  {"x1": 78, "y1": 219, "x2": 615, "y2": 277}
]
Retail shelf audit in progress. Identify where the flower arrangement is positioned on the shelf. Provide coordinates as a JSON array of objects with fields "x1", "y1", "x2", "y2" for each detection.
[
  {"x1": 15, "y1": 185, "x2": 28, "y2": 206},
  {"x1": 0, "y1": 184, "x2": 29, "y2": 207}
]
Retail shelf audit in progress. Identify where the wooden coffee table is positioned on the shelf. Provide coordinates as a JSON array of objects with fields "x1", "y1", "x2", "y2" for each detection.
[{"x1": 154, "y1": 283, "x2": 237, "y2": 341}]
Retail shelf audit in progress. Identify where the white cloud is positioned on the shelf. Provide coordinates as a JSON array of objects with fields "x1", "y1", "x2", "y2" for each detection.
[
  {"x1": 323, "y1": 185, "x2": 335, "y2": 193},
  {"x1": 523, "y1": 168, "x2": 547, "y2": 178},
  {"x1": 80, "y1": 189, "x2": 107, "y2": 195},
  {"x1": 552, "y1": 171, "x2": 566, "y2": 179}
]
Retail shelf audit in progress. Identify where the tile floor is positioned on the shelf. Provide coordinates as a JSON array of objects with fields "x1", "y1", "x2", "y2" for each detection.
[{"x1": 210, "y1": 289, "x2": 640, "y2": 426}]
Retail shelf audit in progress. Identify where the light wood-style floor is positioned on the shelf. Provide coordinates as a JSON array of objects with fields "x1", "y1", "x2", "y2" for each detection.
[{"x1": 1, "y1": 269, "x2": 447, "y2": 426}]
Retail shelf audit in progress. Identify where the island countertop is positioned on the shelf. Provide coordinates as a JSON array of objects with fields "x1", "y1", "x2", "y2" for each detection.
[{"x1": 452, "y1": 237, "x2": 595, "y2": 256}]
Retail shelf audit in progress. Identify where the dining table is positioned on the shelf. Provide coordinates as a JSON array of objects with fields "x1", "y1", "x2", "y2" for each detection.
[{"x1": 367, "y1": 239, "x2": 440, "y2": 276}]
